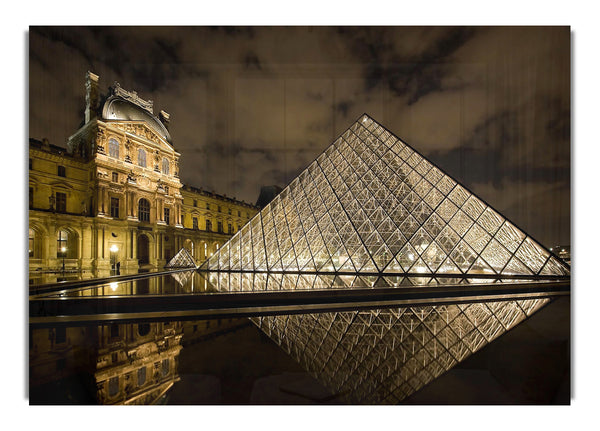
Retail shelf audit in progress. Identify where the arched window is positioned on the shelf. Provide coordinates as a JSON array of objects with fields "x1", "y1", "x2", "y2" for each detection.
[
  {"x1": 56, "y1": 229, "x2": 77, "y2": 258},
  {"x1": 29, "y1": 228, "x2": 36, "y2": 258},
  {"x1": 162, "y1": 157, "x2": 169, "y2": 175},
  {"x1": 57, "y1": 230, "x2": 68, "y2": 258},
  {"x1": 137, "y1": 323, "x2": 150, "y2": 337},
  {"x1": 138, "y1": 198, "x2": 150, "y2": 222},
  {"x1": 138, "y1": 148, "x2": 146, "y2": 168},
  {"x1": 108, "y1": 138, "x2": 119, "y2": 159}
]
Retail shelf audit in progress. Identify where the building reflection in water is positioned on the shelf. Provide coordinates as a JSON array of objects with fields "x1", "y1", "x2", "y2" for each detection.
[
  {"x1": 29, "y1": 320, "x2": 184, "y2": 405},
  {"x1": 29, "y1": 270, "x2": 553, "y2": 404}
]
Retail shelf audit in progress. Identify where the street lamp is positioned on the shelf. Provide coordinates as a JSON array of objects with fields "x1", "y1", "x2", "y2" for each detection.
[{"x1": 61, "y1": 246, "x2": 66, "y2": 272}]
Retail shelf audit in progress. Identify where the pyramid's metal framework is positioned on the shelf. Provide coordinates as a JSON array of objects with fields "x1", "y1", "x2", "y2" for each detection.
[
  {"x1": 197, "y1": 113, "x2": 569, "y2": 404},
  {"x1": 200, "y1": 114, "x2": 569, "y2": 283}
]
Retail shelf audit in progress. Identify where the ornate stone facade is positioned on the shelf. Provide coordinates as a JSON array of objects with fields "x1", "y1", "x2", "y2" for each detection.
[{"x1": 28, "y1": 71, "x2": 258, "y2": 279}]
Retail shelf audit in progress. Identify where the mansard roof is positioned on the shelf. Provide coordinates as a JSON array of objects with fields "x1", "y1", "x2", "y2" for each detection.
[{"x1": 99, "y1": 82, "x2": 171, "y2": 146}]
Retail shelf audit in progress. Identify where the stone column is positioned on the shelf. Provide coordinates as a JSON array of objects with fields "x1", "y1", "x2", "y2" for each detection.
[
  {"x1": 133, "y1": 230, "x2": 138, "y2": 259},
  {"x1": 103, "y1": 188, "x2": 108, "y2": 215},
  {"x1": 123, "y1": 190, "x2": 129, "y2": 219},
  {"x1": 132, "y1": 192, "x2": 136, "y2": 218},
  {"x1": 46, "y1": 223, "x2": 56, "y2": 269},
  {"x1": 97, "y1": 187, "x2": 104, "y2": 215}
]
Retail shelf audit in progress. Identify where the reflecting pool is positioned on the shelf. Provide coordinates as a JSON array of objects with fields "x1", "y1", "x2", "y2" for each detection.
[{"x1": 28, "y1": 272, "x2": 569, "y2": 405}]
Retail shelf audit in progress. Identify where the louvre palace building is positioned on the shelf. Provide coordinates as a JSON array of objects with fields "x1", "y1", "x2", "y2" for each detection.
[{"x1": 28, "y1": 72, "x2": 258, "y2": 280}]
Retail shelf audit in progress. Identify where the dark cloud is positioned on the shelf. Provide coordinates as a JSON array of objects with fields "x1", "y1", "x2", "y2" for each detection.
[
  {"x1": 210, "y1": 26, "x2": 256, "y2": 39},
  {"x1": 335, "y1": 27, "x2": 478, "y2": 104},
  {"x1": 336, "y1": 101, "x2": 353, "y2": 117},
  {"x1": 244, "y1": 52, "x2": 262, "y2": 70}
]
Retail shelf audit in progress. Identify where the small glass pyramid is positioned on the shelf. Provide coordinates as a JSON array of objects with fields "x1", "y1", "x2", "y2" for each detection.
[
  {"x1": 200, "y1": 114, "x2": 569, "y2": 281},
  {"x1": 165, "y1": 247, "x2": 197, "y2": 269}
]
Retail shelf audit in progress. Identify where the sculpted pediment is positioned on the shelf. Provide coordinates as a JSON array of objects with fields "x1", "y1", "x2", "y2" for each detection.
[{"x1": 108, "y1": 121, "x2": 173, "y2": 152}]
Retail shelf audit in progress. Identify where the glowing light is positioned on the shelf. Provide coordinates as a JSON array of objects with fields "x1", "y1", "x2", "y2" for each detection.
[
  {"x1": 110, "y1": 282, "x2": 118, "y2": 291},
  {"x1": 110, "y1": 244, "x2": 118, "y2": 253},
  {"x1": 61, "y1": 246, "x2": 66, "y2": 253},
  {"x1": 408, "y1": 253, "x2": 414, "y2": 261}
]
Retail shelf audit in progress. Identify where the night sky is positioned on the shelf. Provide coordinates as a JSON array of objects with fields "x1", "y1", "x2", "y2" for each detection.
[{"x1": 28, "y1": 26, "x2": 570, "y2": 247}]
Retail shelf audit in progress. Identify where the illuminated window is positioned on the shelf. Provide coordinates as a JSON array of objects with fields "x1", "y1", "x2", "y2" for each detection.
[
  {"x1": 138, "y1": 148, "x2": 146, "y2": 168},
  {"x1": 164, "y1": 207, "x2": 170, "y2": 225},
  {"x1": 138, "y1": 198, "x2": 150, "y2": 222},
  {"x1": 162, "y1": 157, "x2": 169, "y2": 175},
  {"x1": 112, "y1": 172, "x2": 118, "y2": 183},
  {"x1": 29, "y1": 228, "x2": 35, "y2": 258},
  {"x1": 108, "y1": 138, "x2": 119, "y2": 159}
]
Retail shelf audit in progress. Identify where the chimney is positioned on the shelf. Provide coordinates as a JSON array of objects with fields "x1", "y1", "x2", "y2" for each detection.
[
  {"x1": 159, "y1": 110, "x2": 170, "y2": 130},
  {"x1": 85, "y1": 71, "x2": 99, "y2": 124}
]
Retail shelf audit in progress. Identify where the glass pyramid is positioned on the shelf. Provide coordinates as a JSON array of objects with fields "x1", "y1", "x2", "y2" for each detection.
[
  {"x1": 200, "y1": 114, "x2": 569, "y2": 281},
  {"x1": 165, "y1": 247, "x2": 197, "y2": 269}
]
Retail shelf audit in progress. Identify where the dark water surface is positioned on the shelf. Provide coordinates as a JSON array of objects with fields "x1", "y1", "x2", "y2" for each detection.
[{"x1": 28, "y1": 272, "x2": 570, "y2": 405}]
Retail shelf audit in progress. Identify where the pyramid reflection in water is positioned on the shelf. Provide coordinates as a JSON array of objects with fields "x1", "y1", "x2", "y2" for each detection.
[{"x1": 250, "y1": 299, "x2": 549, "y2": 404}]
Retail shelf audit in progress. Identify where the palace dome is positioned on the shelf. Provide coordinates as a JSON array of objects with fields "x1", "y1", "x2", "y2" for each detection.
[{"x1": 101, "y1": 95, "x2": 172, "y2": 145}]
